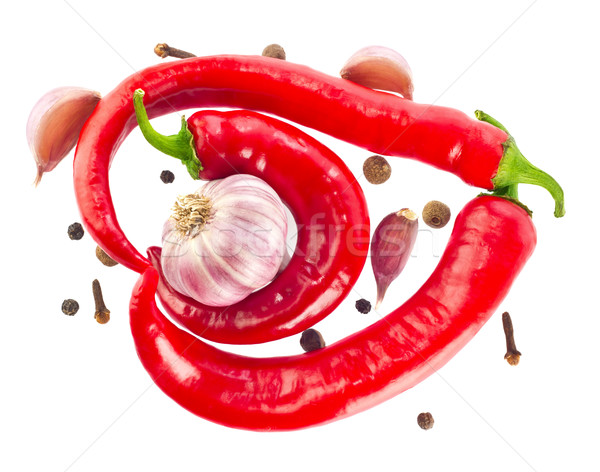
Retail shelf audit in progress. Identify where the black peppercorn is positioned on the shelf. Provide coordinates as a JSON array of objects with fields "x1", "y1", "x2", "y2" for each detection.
[
  {"x1": 67, "y1": 222, "x2": 84, "y2": 240},
  {"x1": 300, "y1": 328, "x2": 326, "y2": 352},
  {"x1": 417, "y1": 412, "x2": 434, "y2": 430},
  {"x1": 61, "y1": 299, "x2": 79, "y2": 316},
  {"x1": 355, "y1": 298, "x2": 372, "y2": 314},
  {"x1": 160, "y1": 170, "x2": 175, "y2": 184}
]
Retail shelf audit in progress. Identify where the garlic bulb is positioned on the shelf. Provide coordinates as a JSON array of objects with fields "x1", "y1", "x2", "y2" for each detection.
[
  {"x1": 161, "y1": 174, "x2": 289, "y2": 307},
  {"x1": 340, "y1": 46, "x2": 414, "y2": 100},
  {"x1": 26, "y1": 86, "x2": 101, "y2": 185}
]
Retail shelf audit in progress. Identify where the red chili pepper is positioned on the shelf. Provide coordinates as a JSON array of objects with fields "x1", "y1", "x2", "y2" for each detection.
[
  {"x1": 74, "y1": 55, "x2": 563, "y2": 275},
  {"x1": 138, "y1": 105, "x2": 370, "y2": 344},
  {"x1": 129, "y1": 195, "x2": 536, "y2": 431}
]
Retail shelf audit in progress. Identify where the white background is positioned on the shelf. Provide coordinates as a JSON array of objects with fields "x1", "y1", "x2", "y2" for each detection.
[{"x1": 1, "y1": 1, "x2": 598, "y2": 471}]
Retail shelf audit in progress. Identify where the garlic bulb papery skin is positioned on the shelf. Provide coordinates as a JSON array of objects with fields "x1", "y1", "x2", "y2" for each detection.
[
  {"x1": 340, "y1": 45, "x2": 414, "y2": 100},
  {"x1": 161, "y1": 174, "x2": 289, "y2": 307},
  {"x1": 26, "y1": 86, "x2": 101, "y2": 185}
]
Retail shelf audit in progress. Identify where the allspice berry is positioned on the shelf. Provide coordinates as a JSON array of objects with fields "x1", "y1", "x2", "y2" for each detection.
[
  {"x1": 363, "y1": 155, "x2": 391, "y2": 184},
  {"x1": 422, "y1": 201, "x2": 451, "y2": 228},
  {"x1": 96, "y1": 246, "x2": 118, "y2": 267},
  {"x1": 417, "y1": 412, "x2": 434, "y2": 430},
  {"x1": 262, "y1": 44, "x2": 286, "y2": 60}
]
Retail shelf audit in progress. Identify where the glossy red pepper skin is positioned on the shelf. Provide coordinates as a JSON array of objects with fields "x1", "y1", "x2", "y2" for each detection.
[
  {"x1": 130, "y1": 196, "x2": 536, "y2": 431},
  {"x1": 74, "y1": 55, "x2": 510, "y2": 272},
  {"x1": 146, "y1": 109, "x2": 369, "y2": 344}
]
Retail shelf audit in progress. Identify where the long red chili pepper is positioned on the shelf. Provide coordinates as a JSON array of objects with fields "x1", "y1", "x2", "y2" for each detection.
[
  {"x1": 74, "y1": 54, "x2": 563, "y2": 274},
  {"x1": 134, "y1": 103, "x2": 370, "y2": 344},
  {"x1": 129, "y1": 195, "x2": 536, "y2": 431}
]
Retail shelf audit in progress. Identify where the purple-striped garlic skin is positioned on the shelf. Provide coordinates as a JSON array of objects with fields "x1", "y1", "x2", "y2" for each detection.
[{"x1": 161, "y1": 174, "x2": 289, "y2": 307}]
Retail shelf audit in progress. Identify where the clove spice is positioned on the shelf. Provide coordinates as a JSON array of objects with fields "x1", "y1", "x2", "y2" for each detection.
[
  {"x1": 92, "y1": 279, "x2": 110, "y2": 324},
  {"x1": 502, "y1": 311, "x2": 521, "y2": 366},
  {"x1": 154, "y1": 43, "x2": 196, "y2": 59}
]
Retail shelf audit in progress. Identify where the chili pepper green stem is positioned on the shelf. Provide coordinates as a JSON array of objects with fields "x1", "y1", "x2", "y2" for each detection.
[
  {"x1": 133, "y1": 89, "x2": 201, "y2": 179},
  {"x1": 492, "y1": 183, "x2": 519, "y2": 200},
  {"x1": 475, "y1": 110, "x2": 565, "y2": 218}
]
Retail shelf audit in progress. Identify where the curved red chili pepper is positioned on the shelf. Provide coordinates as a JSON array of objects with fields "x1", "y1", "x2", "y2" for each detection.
[
  {"x1": 129, "y1": 195, "x2": 536, "y2": 431},
  {"x1": 74, "y1": 54, "x2": 563, "y2": 272},
  {"x1": 143, "y1": 109, "x2": 369, "y2": 344}
]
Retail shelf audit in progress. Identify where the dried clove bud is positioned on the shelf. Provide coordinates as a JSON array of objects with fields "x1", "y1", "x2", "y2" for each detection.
[
  {"x1": 68, "y1": 222, "x2": 84, "y2": 240},
  {"x1": 355, "y1": 299, "x2": 372, "y2": 314},
  {"x1": 417, "y1": 412, "x2": 434, "y2": 430},
  {"x1": 502, "y1": 312, "x2": 521, "y2": 366},
  {"x1": 96, "y1": 246, "x2": 118, "y2": 267},
  {"x1": 340, "y1": 46, "x2": 414, "y2": 100},
  {"x1": 61, "y1": 299, "x2": 79, "y2": 316},
  {"x1": 300, "y1": 329, "x2": 326, "y2": 352},
  {"x1": 92, "y1": 279, "x2": 110, "y2": 324},
  {"x1": 363, "y1": 155, "x2": 391, "y2": 185},
  {"x1": 154, "y1": 43, "x2": 196, "y2": 59},
  {"x1": 370, "y1": 209, "x2": 419, "y2": 309},
  {"x1": 262, "y1": 44, "x2": 286, "y2": 60}
]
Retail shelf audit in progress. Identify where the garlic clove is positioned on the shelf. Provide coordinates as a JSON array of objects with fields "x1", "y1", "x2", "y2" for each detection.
[
  {"x1": 370, "y1": 208, "x2": 419, "y2": 310},
  {"x1": 26, "y1": 86, "x2": 101, "y2": 185},
  {"x1": 340, "y1": 46, "x2": 414, "y2": 100}
]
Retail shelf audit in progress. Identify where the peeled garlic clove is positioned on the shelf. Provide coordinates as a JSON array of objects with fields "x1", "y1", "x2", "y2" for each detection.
[
  {"x1": 370, "y1": 208, "x2": 418, "y2": 309},
  {"x1": 26, "y1": 86, "x2": 101, "y2": 185},
  {"x1": 340, "y1": 46, "x2": 414, "y2": 100}
]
